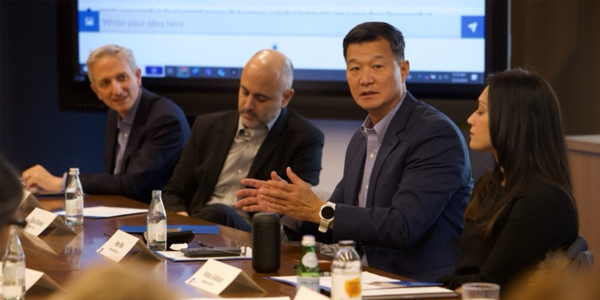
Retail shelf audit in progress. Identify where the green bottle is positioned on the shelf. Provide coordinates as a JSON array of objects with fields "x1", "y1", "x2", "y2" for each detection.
[{"x1": 297, "y1": 235, "x2": 320, "y2": 293}]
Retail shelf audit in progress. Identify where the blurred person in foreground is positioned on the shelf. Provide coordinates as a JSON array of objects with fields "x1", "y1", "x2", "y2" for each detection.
[
  {"x1": 22, "y1": 45, "x2": 190, "y2": 203},
  {"x1": 504, "y1": 251, "x2": 596, "y2": 300},
  {"x1": 0, "y1": 156, "x2": 25, "y2": 250},
  {"x1": 49, "y1": 266, "x2": 178, "y2": 300},
  {"x1": 437, "y1": 69, "x2": 579, "y2": 291}
]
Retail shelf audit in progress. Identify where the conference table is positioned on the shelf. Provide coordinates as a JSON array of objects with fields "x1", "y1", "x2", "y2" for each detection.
[{"x1": 20, "y1": 194, "x2": 457, "y2": 299}]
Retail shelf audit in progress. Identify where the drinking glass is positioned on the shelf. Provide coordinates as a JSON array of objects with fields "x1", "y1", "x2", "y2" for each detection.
[{"x1": 462, "y1": 282, "x2": 500, "y2": 300}]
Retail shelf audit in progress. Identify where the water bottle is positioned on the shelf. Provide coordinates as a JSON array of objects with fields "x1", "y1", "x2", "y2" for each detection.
[
  {"x1": 2, "y1": 226, "x2": 26, "y2": 300},
  {"x1": 296, "y1": 235, "x2": 320, "y2": 293},
  {"x1": 331, "y1": 240, "x2": 362, "y2": 300},
  {"x1": 147, "y1": 190, "x2": 167, "y2": 251},
  {"x1": 65, "y1": 167, "x2": 84, "y2": 225}
]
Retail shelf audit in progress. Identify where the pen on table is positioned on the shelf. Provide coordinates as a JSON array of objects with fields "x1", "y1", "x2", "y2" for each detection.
[
  {"x1": 104, "y1": 228, "x2": 180, "y2": 238},
  {"x1": 197, "y1": 241, "x2": 213, "y2": 248}
]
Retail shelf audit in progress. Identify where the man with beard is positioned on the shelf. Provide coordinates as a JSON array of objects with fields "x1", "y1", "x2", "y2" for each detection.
[{"x1": 162, "y1": 49, "x2": 324, "y2": 232}]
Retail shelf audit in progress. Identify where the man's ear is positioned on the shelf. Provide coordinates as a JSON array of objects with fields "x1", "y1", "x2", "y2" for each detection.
[
  {"x1": 90, "y1": 83, "x2": 101, "y2": 100},
  {"x1": 135, "y1": 68, "x2": 142, "y2": 86},
  {"x1": 400, "y1": 60, "x2": 410, "y2": 83},
  {"x1": 281, "y1": 88, "x2": 294, "y2": 108}
]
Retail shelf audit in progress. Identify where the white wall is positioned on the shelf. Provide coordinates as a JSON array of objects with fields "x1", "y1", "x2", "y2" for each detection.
[
  {"x1": 310, "y1": 119, "x2": 363, "y2": 193},
  {"x1": 309, "y1": 118, "x2": 494, "y2": 194}
]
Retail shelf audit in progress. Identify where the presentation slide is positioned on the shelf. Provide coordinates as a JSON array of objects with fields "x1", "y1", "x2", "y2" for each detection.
[{"x1": 77, "y1": 0, "x2": 486, "y2": 84}]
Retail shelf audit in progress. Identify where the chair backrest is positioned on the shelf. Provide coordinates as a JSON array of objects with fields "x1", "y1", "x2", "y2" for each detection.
[{"x1": 565, "y1": 235, "x2": 595, "y2": 270}]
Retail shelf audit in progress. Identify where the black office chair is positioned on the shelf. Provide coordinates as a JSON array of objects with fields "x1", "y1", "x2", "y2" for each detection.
[{"x1": 565, "y1": 235, "x2": 595, "y2": 270}]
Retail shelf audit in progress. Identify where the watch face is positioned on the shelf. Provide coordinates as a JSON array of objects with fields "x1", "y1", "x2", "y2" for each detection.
[{"x1": 321, "y1": 206, "x2": 335, "y2": 219}]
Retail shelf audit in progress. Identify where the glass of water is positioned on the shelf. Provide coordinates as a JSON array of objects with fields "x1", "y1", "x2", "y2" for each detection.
[{"x1": 462, "y1": 282, "x2": 500, "y2": 300}]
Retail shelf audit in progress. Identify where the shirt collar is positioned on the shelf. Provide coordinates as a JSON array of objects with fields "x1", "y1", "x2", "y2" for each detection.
[
  {"x1": 361, "y1": 92, "x2": 406, "y2": 142},
  {"x1": 117, "y1": 88, "x2": 142, "y2": 126},
  {"x1": 236, "y1": 108, "x2": 282, "y2": 134}
]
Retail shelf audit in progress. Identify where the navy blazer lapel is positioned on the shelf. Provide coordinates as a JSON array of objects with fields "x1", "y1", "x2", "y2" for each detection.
[
  {"x1": 247, "y1": 108, "x2": 288, "y2": 178},
  {"x1": 104, "y1": 110, "x2": 118, "y2": 173},
  {"x1": 366, "y1": 92, "x2": 418, "y2": 207},
  {"x1": 122, "y1": 88, "x2": 152, "y2": 172},
  {"x1": 346, "y1": 134, "x2": 367, "y2": 206}
]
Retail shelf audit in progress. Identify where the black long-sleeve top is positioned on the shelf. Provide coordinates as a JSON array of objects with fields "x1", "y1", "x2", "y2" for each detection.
[{"x1": 438, "y1": 181, "x2": 578, "y2": 289}]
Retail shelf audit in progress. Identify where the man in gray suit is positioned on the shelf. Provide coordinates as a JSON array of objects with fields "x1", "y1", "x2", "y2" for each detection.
[{"x1": 162, "y1": 49, "x2": 324, "y2": 232}]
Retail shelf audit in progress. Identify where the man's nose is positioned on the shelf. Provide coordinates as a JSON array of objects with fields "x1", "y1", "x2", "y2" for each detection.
[
  {"x1": 112, "y1": 81, "x2": 123, "y2": 95},
  {"x1": 359, "y1": 69, "x2": 374, "y2": 85},
  {"x1": 244, "y1": 96, "x2": 255, "y2": 110}
]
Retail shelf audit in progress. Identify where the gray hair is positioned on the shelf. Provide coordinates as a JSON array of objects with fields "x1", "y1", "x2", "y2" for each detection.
[
  {"x1": 280, "y1": 57, "x2": 294, "y2": 91},
  {"x1": 86, "y1": 45, "x2": 138, "y2": 82}
]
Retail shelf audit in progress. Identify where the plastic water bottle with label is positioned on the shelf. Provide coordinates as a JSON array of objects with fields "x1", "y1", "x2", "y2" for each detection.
[
  {"x1": 297, "y1": 235, "x2": 320, "y2": 293},
  {"x1": 65, "y1": 167, "x2": 84, "y2": 225},
  {"x1": 2, "y1": 225, "x2": 26, "y2": 300},
  {"x1": 331, "y1": 240, "x2": 362, "y2": 300},
  {"x1": 147, "y1": 190, "x2": 167, "y2": 251}
]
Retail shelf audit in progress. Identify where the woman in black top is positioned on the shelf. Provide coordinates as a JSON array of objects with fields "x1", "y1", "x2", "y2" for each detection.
[{"x1": 438, "y1": 69, "x2": 579, "y2": 291}]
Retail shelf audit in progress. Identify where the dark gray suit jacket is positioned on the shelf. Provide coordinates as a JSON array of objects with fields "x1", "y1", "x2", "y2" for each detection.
[
  {"x1": 80, "y1": 88, "x2": 190, "y2": 203},
  {"x1": 162, "y1": 108, "x2": 324, "y2": 217},
  {"x1": 288, "y1": 92, "x2": 473, "y2": 281}
]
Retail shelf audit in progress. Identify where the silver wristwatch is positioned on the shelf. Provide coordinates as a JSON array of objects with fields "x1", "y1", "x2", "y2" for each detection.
[{"x1": 318, "y1": 202, "x2": 336, "y2": 232}]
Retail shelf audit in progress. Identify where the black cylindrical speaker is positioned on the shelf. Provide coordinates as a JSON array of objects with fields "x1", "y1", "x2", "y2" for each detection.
[{"x1": 252, "y1": 212, "x2": 280, "y2": 272}]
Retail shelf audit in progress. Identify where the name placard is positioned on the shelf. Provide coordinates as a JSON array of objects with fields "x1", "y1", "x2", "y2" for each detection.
[
  {"x1": 96, "y1": 230, "x2": 162, "y2": 262},
  {"x1": 25, "y1": 268, "x2": 63, "y2": 292},
  {"x1": 24, "y1": 208, "x2": 56, "y2": 236},
  {"x1": 0, "y1": 268, "x2": 64, "y2": 294},
  {"x1": 97, "y1": 230, "x2": 140, "y2": 262},
  {"x1": 186, "y1": 259, "x2": 265, "y2": 295},
  {"x1": 24, "y1": 208, "x2": 76, "y2": 236},
  {"x1": 294, "y1": 286, "x2": 330, "y2": 300}
]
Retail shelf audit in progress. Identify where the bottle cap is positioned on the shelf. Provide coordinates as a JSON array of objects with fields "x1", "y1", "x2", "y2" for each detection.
[
  {"x1": 339, "y1": 240, "x2": 356, "y2": 247},
  {"x1": 152, "y1": 190, "x2": 162, "y2": 197},
  {"x1": 68, "y1": 168, "x2": 80, "y2": 175},
  {"x1": 301, "y1": 235, "x2": 316, "y2": 246}
]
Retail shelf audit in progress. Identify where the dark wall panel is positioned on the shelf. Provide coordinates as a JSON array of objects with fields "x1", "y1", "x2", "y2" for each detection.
[
  {"x1": 511, "y1": 0, "x2": 600, "y2": 135},
  {"x1": 1, "y1": 1, "x2": 106, "y2": 174}
]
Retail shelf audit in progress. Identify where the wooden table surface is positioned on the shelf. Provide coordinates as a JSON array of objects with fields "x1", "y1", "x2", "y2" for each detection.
[{"x1": 21, "y1": 194, "x2": 455, "y2": 299}]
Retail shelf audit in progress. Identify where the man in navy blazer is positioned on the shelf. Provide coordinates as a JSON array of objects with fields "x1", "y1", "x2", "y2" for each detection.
[
  {"x1": 237, "y1": 22, "x2": 473, "y2": 281},
  {"x1": 22, "y1": 45, "x2": 190, "y2": 203},
  {"x1": 162, "y1": 50, "x2": 324, "y2": 232}
]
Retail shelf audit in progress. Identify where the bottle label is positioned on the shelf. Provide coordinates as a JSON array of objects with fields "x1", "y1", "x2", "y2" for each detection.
[
  {"x1": 16, "y1": 266, "x2": 25, "y2": 285},
  {"x1": 332, "y1": 274, "x2": 361, "y2": 300},
  {"x1": 2, "y1": 265, "x2": 26, "y2": 298},
  {"x1": 297, "y1": 276, "x2": 320, "y2": 293},
  {"x1": 148, "y1": 221, "x2": 167, "y2": 242},
  {"x1": 66, "y1": 196, "x2": 84, "y2": 215},
  {"x1": 3, "y1": 285, "x2": 24, "y2": 298},
  {"x1": 301, "y1": 252, "x2": 318, "y2": 268}
]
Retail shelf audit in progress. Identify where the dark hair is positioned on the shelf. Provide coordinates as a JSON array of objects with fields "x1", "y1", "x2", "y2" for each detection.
[
  {"x1": 465, "y1": 69, "x2": 576, "y2": 239},
  {"x1": 0, "y1": 156, "x2": 24, "y2": 225},
  {"x1": 343, "y1": 22, "x2": 405, "y2": 62}
]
